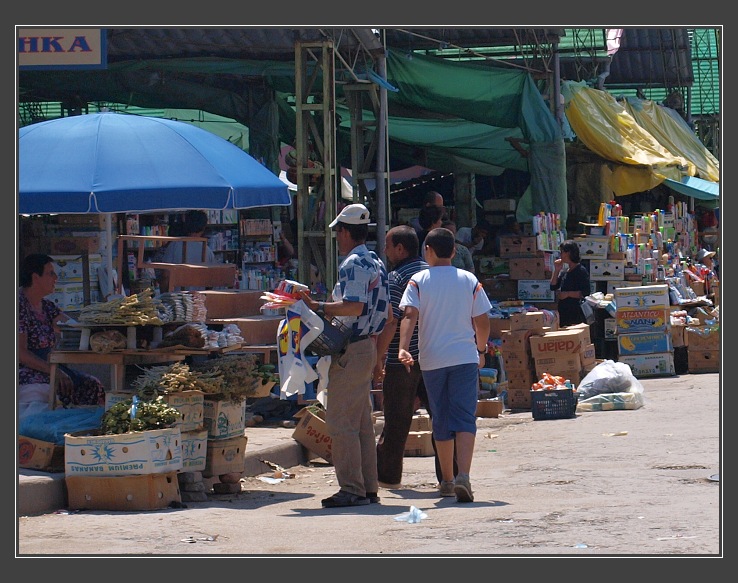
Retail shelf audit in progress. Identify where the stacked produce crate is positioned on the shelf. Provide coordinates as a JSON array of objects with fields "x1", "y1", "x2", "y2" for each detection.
[
  {"x1": 614, "y1": 284, "x2": 675, "y2": 377},
  {"x1": 498, "y1": 311, "x2": 554, "y2": 410},
  {"x1": 64, "y1": 397, "x2": 185, "y2": 511}
]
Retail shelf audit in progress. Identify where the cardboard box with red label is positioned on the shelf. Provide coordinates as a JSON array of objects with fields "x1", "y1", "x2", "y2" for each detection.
[
  {"x1": 292, "y1": 407, "x2": 332, "y2": 463},
  {"x1": 616, "y1": 307, "x2": 671, "y2": 333},
  {"x1": 529, "y1": 329, "x2": 584, "y2": 359}
]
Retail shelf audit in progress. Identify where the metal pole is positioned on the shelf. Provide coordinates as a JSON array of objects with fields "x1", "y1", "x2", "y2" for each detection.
[{"x1": 375, "y1": 53, "x2": 389, "y2": 262}]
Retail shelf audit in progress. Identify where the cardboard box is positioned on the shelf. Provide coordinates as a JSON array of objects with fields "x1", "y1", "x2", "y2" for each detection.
[
  {"x1": 198, "y1": 290, "x2": 266, "y2": 319},
  {"x1": 616, "y1": 307, "x2": 671, "y2": 333},
  {"x1": 476, "y1": 399, "x2": 503, "y2": 418},
  {"x1": 51, "y1": 254, "x2": 102, "y2": 283},
  {"x1": 604, "y1": 318, "x2": 617, "y2": 339},
  {"x1": 565, "y1": 323, "x2": 592, "y2": 347},
  {"x1": 203, "y1": 397, "x2": 246, "y2": 440},
  {"x1": 506, "y1": 369, "x2": 535, "y2": 391},
  {"x1": 66, "y1": 472, "x2": 181, "y2": 511},
  {"x1": 685, "y1": 326, "x2": 720, "y2": 351},
  {"x1": 48, "y1": 282, "x2": 85, "y2": 312},
  {"x1": 607, "y1": 280, "x2": 642, "y2": 295},
  {"x1": 180, "y1": 429, "x2": 208, "y2": 472},
  {"x1": 18, "y1": 436, "x2": 64, "y2": 472},
  {"x1": 404, "y1": 431, "x2": 435, "y2": 457},
  {"x1": 208, "y1": 316, "x2": 283, "y2": 345},
  {"x1": 251, "y1": 380, "x2": 277, "y2": 399},
  {"x1": 203, "y1": 435, "x2": 248, "y2": 477},
  {"x1": 292, "y1": 407, "x2": 332, "y2": 463},
  {"x1": 671, "y1": 324, "x2": 686, "y2": 348},
  {"x1": 478, "y1": 256, "x2": 509, "y2": 276},
  {"x1": 164, "y1": 390, "x2": 205, "y2": 433},
  {"x1": 580, "y1": 343, "x2": 596, "y2": 369},
  {"x1": 690, "y1": 281, "x2": 706, "y2": 296},
  {"x1": 48, "y1": 235, "x2": 101, "y2": 255},
  {"x1": 483, "y1": 198, "x2": 517, "y2": 212},
  {"x1": 617, "y1": 352, "x2": 675, "y2": 377},
  {"x1": 618, "y1": 332, "x2": 673, "y2": 356},
  {"x1": 501, "y1": 349, "x2": 533, "y2": 371},
  {"x1": 589, "y1": 259, "x2": 625, "y2": 281},
  {"x1": 409, "y1": 413, "x2": 432, "y2": 432},
  {"x1": 614, "y1": 284, "x2": 670, "y2": 309},
  {"x1": 65, "y1": 428, "x2": 183, "y2": 477},
  {"x1": 488, "y1": 316, "x2": 511, "y2": 339},
  {"x1": 688, "y1": 349, "x2": 720, "y2": 373},
  {"x1": 499, "y1": 236, "x2": 539, "y2": 258},
  {"x1": 517, "y1": 280, "x2": 555, "y2": 302},
  {"x1": 482, "y1": 278, "x2": 519, "y2": 301},
  {"x1": 509, "y1": 257, "x2": 547, "y2": 280},
  {"x1": 534, "y1": 355, "x2": 582, "y2": 378},
  {"x1": 501, "y1": 329, "x2": 535, "y2": 353},
  {"x1": 507, "y1": 387, "x2": 532, "y2": 409},
  {"x1": 577, "y1": 237, "x2": 609, "y2": 260},
  {"x1": 509, "y1": 311, "x2": 547, "y2": 332},
  {"x1": 530, "y1": 329, "x2": 583, "y2": 359}
]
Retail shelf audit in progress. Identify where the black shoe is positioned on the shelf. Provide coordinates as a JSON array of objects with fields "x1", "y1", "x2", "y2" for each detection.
[
  {"x1": 365, "y1": 492, "x2": 380, "y2": 504},
  {"x1": 321, "y1": 490, "x2": 371, "y2": 508}
]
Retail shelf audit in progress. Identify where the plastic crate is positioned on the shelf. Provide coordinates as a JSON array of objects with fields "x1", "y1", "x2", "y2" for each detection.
[
  {"x1": 530, "y1": 388, "x2": 578, "y2": 420},
  {"x1": 306, "y1": 316, "x2": 352, "y2": 357}
]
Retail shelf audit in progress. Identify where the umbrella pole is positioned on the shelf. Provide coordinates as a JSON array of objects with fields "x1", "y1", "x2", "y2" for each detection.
[{"x1": 105, "y1": 213, "x2": 114, "y2": 297}]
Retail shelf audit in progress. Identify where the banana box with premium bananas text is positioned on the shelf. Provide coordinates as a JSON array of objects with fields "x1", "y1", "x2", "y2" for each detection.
[
  {"x1": 65, "y1": 428, "x2": 183, "y2": 477},
  {"x1": 617, "y1": 352, "x2": 675, "y2": 377},
  {"x1": 617, "y1": 332, "x2": 673, "y2": 356},
  {"x1": 614, "y1": 284, "x2": 670, "y2": 309}
]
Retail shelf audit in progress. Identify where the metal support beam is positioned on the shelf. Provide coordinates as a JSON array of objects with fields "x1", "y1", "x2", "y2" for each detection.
[{"x1": 295, "y1": 41, "x2": 337, "y2": 293}]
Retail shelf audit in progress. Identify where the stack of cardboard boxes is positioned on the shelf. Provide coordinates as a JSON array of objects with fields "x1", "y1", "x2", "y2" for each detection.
[
  {"x1": 685, "y1": 319, "x2": 720, "y2": 373},
  {"x1": 500, "y1": 312, "x2": 594, "y2": 410},
  {"x1": 614, "y1": 284, "x2": 676, "y2": 377},
  {"x1": 479, "y1": 234, "x2": 555, "y2": 307}
]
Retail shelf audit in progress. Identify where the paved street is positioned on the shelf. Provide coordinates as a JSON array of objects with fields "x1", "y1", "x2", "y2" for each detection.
[{"x1": 16, "y1": 372, "x2": 721, "y2": 561}]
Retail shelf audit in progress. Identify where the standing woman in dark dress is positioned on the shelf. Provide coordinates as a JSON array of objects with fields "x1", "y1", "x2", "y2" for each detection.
[{"x1": 549, "y1": 240, "x2": 591, "y2": 327}]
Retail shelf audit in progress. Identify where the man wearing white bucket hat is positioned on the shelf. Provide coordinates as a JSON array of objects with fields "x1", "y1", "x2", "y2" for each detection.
[{"x1": 300, "y1": 203, "x2": 390, "y2": 508}]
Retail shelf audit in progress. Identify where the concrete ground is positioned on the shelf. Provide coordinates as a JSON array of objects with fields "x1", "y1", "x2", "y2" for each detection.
[
  {"x1": 17, "y1": 372, "x2": 722, "y2": 558},
  {"x1": 17, "y1": 419, "x2": 312, "y2": 517}
]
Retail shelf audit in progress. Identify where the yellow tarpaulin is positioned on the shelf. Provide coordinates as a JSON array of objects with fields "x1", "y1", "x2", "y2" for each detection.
[
  {"x1": 562, "y1": 81, "x2": 718, "y2": 197},
  {"x1": 623, "y1": 98, "x2": 719, "y2": 182}
]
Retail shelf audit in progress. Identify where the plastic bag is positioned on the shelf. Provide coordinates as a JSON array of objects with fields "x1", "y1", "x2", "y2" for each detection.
[
  {"x1": 580, "y1": 299, "x2": 596, "y2": 325},
  {"x1": 394, "y1": 506, "x2": 428, "y2": 523},
  {"x1": 577, "y1": 359, "x2": 644, "y2": 400},
  {"x1": 576, "y1": 391, "x2": 645, "y2": 412},
  {"x1": 18, "y1": 407, "x2": 105, "y2": 445}
]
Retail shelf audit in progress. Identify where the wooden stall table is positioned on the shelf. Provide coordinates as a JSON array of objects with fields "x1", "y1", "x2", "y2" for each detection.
[{"x1": 48, "y1": 350, "x2": 186, "y2": 409}]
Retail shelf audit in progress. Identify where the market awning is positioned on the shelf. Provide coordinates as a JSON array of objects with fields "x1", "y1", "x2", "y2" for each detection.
[{"x1": 661, "y1": 176, "x2": 720, "y2": 201}]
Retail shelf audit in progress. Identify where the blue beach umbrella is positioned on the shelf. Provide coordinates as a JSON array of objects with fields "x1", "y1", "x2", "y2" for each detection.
[{"x1": 18, "y1": 111, "x2": 289, "y2": 214}]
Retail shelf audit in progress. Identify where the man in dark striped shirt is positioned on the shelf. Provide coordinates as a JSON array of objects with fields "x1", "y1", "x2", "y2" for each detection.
[{"x1": 374, "y1": 225, "x2": 455, "y2": 490}]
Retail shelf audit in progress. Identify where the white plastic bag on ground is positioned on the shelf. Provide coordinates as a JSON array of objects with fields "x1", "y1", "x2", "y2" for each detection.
[{"x1": 576, "y1": 359, "x2": 645, "y2": 412}]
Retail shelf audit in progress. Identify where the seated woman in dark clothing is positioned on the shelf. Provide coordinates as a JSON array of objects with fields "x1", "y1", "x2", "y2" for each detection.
[
  {"x1": 549, "y1": 240, "x2": 591, "y2": 327},
  {"x1": 18, "y1": 254, "x2": 106, "y2": 418}
]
